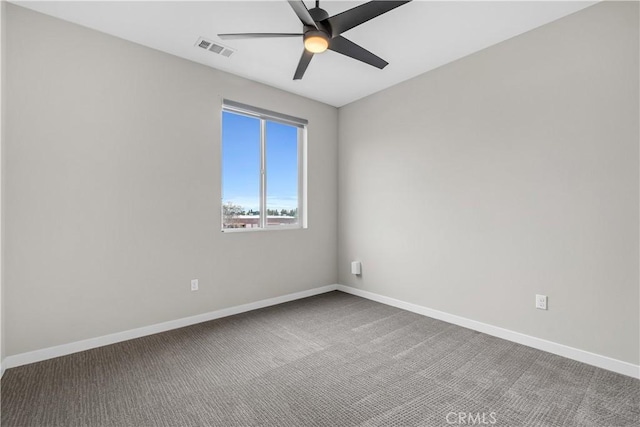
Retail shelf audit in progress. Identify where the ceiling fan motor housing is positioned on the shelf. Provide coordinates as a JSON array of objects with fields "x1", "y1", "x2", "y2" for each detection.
[
  {"x1": 308, "y1": 7, "x2": 329, "y2": 24},
  {"x1": 308, "y1": 7, "x2": 332, "y2": 37}
]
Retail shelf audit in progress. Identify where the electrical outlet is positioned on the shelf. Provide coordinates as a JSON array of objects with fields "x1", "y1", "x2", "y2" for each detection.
[
  {"x1": 536, "y1": 294, "x2": 547, "y2": 310},
  {"x1": 191, "y1": 279, "x2": 199, "y2": 291}
]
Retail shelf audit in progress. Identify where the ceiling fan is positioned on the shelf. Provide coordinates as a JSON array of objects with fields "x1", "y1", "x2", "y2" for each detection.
[{"x1": 218, "y1": 0, "x2": 412, "y2": 80}]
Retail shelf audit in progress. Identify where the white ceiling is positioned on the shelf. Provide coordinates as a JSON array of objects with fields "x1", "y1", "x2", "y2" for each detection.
[{"x1": 13, "y1": 1, "x2": 596, "y2": 107}]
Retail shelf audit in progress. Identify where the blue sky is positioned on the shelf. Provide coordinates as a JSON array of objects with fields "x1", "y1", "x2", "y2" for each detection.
[{"x1": 222, "y1": 111, "x2": 298, "y2": 211}]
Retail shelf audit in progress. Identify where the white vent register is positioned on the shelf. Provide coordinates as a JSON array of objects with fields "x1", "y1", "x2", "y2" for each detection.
[{"x1": 195, "y1": 37, "x2": 235, "y2": 58}]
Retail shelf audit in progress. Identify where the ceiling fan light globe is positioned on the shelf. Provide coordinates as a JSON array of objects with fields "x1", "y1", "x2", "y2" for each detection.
[{"x1": 304, "y1": 35, "x2": 329, "y2": 53}]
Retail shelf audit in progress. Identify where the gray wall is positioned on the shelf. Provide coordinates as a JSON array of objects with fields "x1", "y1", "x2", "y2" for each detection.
[
  {"x1": 338, "y1": 1, "x2": 639, "y2": 365},
  {"x1": 4, "y1": 4, "x2": 338, "y2": 356}
]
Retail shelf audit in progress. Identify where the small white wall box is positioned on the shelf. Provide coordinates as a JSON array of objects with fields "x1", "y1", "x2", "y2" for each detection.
[{"x1": 351, "y1": 261, "x2": 362, "y2": 275}]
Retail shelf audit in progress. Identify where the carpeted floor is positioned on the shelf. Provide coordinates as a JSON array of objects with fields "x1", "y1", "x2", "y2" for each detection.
[{"x1": 1, "y1": 291, "x2": 638, "y2": 426}]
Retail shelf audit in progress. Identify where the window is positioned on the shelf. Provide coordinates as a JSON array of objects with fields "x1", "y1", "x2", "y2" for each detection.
[{"x1": 221, "y1": 100, "x2": 306, "y2": 231}]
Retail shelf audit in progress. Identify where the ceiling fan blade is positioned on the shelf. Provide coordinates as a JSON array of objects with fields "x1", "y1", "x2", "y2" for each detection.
[
  {"x1": 218, "y1": 33, "x2": 303, "y2": 40},
  {"x1": 293, "y1": 49, "x2": 314, "y2": 80},
  {"x1": 328, "y1": 36, "x2": 388, "y2": 69},
  {"x1": 325, "y1": 1, "x2": 411, "y2": 36},
  {"x1": 287, "y1": 0, "x2": 318, "y2": 29}
]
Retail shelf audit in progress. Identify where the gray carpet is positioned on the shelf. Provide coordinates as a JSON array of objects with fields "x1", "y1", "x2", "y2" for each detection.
[{"x1": 1, "y1": 291, "x2": 638, "y2": 427}]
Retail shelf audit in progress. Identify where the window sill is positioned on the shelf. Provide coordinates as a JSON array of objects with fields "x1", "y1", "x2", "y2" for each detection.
[{"x1": 221, "y1": 225, "x2": 304, "y2": 233}]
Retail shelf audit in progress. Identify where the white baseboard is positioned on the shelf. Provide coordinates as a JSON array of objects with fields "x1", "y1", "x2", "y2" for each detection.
[
  {"x1": 336, "y1": 284, "x2": 639, "y2": 379},
  {"x1": 4, "y1": 283, "x2": 638, "y2": 380},
  {"x1": 2, "y1": 284, "x2": 339, "y2": 371}
]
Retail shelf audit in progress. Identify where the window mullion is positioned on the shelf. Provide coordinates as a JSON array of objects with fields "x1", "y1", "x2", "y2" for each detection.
[{"x1": 260, "y1": 118, "x2": 267, "y2": 228}]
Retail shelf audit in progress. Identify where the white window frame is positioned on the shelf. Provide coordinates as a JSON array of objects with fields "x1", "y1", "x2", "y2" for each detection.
[{"x1": 221, "y1": 99, "x2": 307, "y2": 232}]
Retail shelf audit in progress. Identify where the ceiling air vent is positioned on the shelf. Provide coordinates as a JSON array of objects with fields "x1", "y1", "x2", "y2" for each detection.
[
  {"x1": 195, "y1": 37, "x2": 235, "y2": 58},
  {"x1": 209, "y1": 44, "x2": 224, "y2": 54},
  {"x1": 197, "y1": 39, "x2": 212, "y2": 50}
]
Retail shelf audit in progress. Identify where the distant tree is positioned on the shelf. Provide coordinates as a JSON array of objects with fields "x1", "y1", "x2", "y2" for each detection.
[
  {"x1": 280, "y1": 209, "x2": 287, "y2": 216},
  {"x1": 222, "y1": 201, "x2": 244, "y2": 225}
]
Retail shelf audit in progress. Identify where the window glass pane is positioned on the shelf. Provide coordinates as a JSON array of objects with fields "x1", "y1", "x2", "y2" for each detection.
[
  {"x1": 266, "y1": 121, "x2": 299, "y2": 227},
  {"x1": 222, "y1": 111, "x2": 260, "y2": 229}
]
